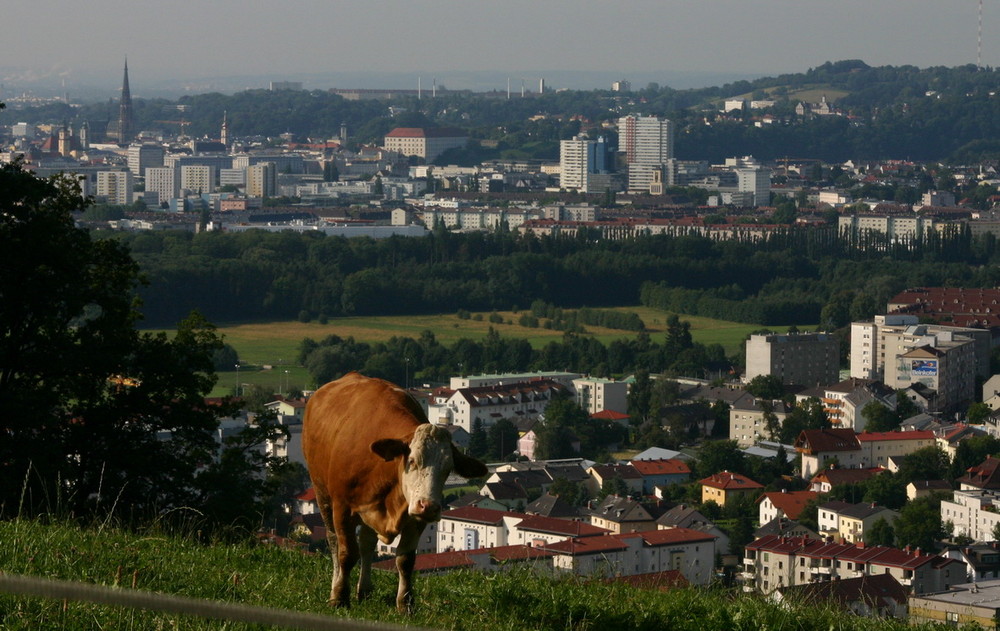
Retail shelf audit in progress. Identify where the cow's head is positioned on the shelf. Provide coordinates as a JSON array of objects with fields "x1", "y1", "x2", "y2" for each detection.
[{"x1": 371, "y1": 424, "x2": 487, "y2": 522}]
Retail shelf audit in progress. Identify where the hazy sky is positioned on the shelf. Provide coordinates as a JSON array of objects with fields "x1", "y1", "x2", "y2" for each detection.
[{"x1": 2, "y1": 0, "x2": 996, "y2": 92}]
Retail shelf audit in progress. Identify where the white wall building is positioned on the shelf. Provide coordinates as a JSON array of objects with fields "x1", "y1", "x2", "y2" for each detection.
[
  {"x1": 618, "y1": 115, "x2": 674, "y2": 192},
  {"x1": 180, "y1": 165, "x2": 216, "y2": 194},
  {"x1": 96, "y1": 170, "x2": 133, "y2": 205}
]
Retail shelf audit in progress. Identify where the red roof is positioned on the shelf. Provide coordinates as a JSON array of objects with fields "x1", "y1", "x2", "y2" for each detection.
[
  {"x1": 795, "y1": 428, "x2": 861, "y2": 454},
  {"x1": 630, "y1": 459, "x2": 691, "y2": 476},
  {"x1": 699, "y1": 470, "x2": 763, "y2": 491},
  {"x1": 591, "y1": 410, "x2": 629, "y2": 421},
  {"x1": 958, "y1": 455, "x2": 1000, "y2": 490},
  {"x1": 857, "y1": 430, "x2": 934, "y2": 442},
  {"x1": 441, "y1": 506, "x2": 519, "y2": 525},
  {"x1": 514, "y1": 515, "x2": 609, "y2": 538},
  {"x1": 758, "y1": 491, "x2": 818, "y2": 520},
  {"x1": 296, "y1": 488, "x2": 316, "y2": 502}
]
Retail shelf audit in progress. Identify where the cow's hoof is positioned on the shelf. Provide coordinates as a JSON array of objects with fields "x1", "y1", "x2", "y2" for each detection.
[{"x1": 328, "y1": 598, "x2": 349, "y2": 609}]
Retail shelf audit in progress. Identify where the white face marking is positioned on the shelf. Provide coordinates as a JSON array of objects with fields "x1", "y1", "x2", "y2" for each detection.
[{"x1": 400, "y1": 424, "x2": 454, "y2": 521}]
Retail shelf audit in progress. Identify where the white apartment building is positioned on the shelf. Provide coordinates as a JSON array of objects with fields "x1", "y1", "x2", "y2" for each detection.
[
  {"x1": 618, "y1": 115, "x2": 674, "y2": 192},
  {"x1": 571, "y1": 376, "x2": 628, "y2": 415},
  {"x1": 736, "y1": 167, "x2": 772, "y2": 207},
  {"x1": 850, "y1": 315, "x2": 990, "y2": 382},
  {"x1": 145, "y1": 166, "x2": 179, "y2": 202},
  {"x1": 180, "y1": 165, "x2": 215, "y2": 194},
  {"x1": 559, "y1": 135, "x2": 610, "y2": 193},
  {"x1": 95, "y1": 170, "x2": 133, "y2": 205},
  {"x1": 941, "y1": 490, "x2": 1000, "y2": 542},
  {"x1": 427, "y1": 378, "x2": 569, "y2": 433}
]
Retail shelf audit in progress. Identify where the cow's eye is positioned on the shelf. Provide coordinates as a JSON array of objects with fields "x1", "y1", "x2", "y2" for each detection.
[{"x1": 407, "y1": 457, "x2": 417, "y2": 469}]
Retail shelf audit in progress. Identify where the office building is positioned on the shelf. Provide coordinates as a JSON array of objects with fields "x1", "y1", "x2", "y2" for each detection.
[
  {"x1": 745, "y1": 333, "x2": 840, "y2": 387},
  {"x1": 180, "y1": 165, "x2": 215, "y2": 194},
  {"x1": 127, "y1": 143, "x2": 165, "y2": 177},
  {"x1": 145, "y1": 167, "x2": 179, "y2": 202}
]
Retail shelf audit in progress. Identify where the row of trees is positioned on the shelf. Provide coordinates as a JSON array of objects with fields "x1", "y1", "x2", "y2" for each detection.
[{"x1": 114, "y1": 223, "x2": 1000, "y2": 329}]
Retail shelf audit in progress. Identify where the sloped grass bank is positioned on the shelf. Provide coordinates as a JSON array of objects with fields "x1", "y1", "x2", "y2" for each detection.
[{"x1": 0, "y1": 518, "x2": 929, "y2": 630}]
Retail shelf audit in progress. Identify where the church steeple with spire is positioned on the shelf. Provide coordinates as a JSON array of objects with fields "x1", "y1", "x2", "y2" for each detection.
[{"x1": 117, "y1": 57, "x2": 133, "y2": 145}]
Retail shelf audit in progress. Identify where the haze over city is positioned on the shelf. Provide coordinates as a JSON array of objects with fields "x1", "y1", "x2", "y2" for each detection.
[{"x1": 2, "y1": 0, "x2": 998, "y2": 98}]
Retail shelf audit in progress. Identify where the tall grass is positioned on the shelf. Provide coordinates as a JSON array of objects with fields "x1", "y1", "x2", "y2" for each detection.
[{"x1": 0, "y1": 518, "x2": 942, "y2": 631}]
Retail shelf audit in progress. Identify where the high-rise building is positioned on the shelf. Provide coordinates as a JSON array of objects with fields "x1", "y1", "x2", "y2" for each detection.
[
  {"x1": 117, "y1": 59, "x2": 133, "y2": 145},
  {"x1": 736, "y1": 167, "x2": 772, "y2": 207},
  {"x1": 145, "y1": 166, "x2": 179, "y2": 201},
  {"x1": 246, "y1": 162, "x2": 277, "y2": 198},
  {"x1": 618, "y1": 115, "x2": 674, "y2": 192},
  {"x1": 96, "y1": 170, "x2": 133, "y2": 205},
  {"x1": 745, "y1": 332, "x2": 840, "y2": 388},
  {"x1": 127, "y1": 143, "x2": 165, "y2": 177},
  {"x1": 180, "y1": 165, "x2": 215, "y2": 194},
  {"x1": 559, "y1": 135, "x2": 609, "y2": 193}
]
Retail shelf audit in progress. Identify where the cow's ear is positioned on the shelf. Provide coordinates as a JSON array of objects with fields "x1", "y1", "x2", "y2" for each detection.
[
  {"x1": 452, "y1": 445, "x2": 488, "y2": 479},
  {"x1": 371, "y1": 438, "x2": 410, "y2": 461}
]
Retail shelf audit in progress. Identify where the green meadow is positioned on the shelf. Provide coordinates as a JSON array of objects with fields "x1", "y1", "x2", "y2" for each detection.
[{"x1": 148, "y1": 308, "x2": 812, "y2": 396}]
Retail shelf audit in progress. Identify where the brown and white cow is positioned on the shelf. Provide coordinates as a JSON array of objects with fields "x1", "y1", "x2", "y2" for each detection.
[{"x1": 302, "y1": 372, "x2": 487, "y2": 612}]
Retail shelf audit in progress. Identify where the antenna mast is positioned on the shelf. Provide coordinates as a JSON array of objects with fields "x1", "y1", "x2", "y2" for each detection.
[{"x1": 979, "y1": 0, "x2": 984, "y2": 70}]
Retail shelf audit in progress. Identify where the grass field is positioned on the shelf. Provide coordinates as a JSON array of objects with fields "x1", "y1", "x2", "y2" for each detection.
[
  {"x1": 0, "y1": 518, "x2": 927, "y2": 631},
  {"x1": 149, "y1": 308, "x2": 813, "y2": 396}
]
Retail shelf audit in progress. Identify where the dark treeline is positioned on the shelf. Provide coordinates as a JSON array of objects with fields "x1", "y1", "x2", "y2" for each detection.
[{"x1": 113, "y1": 225, "x2": 1000, "y2": 330}]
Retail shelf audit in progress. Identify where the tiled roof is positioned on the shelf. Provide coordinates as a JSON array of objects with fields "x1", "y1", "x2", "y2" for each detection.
[
  {"x1": 590, "y1": 463, "x2": 642, "y2": 480},
  {"x1": 812, "y1": 468, "x2": 885, "y2": 487},
  {"x1": 630, "y1": 458, "x2": 691, "y2": 476},
  {"x1": 440, "y1": 506, "x2": 519, "y2": 525},
  {"x1": 776, "y1": 573, "x2": 908, "y2": 607},
  {"x1": 385, "y1": 126, "x2": 468, "y2": 139},
  {"x1": 795, "y1": 428, "x2": 861, "y2": 453},
  {"x1": 699, "y1": 470, "x2": 763, "y2": 491},
  {"x1": 958, "y1": 455, "x2": 1000, "y2": 490},
  {"x1": 857, "y1": 430, "x2": 934, "y2": 442},
  {"x1": 759, "y1": 491, "x2": 818, "y2": 520},
  {"x1": 514, "y1": 515, "x2": 608, "y2": 537}
]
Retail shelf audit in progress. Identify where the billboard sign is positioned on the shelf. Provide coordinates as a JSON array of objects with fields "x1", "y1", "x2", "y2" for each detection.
[{"x1": 911, "y1": 359, "x2": 938, "y2": 376}]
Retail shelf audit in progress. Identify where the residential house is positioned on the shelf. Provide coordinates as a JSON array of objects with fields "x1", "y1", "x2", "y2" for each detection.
[
  {"x1": 958, "y1": 455, "x2": 1000, "y2": 491},
  {"x1": 743, "y1": 535, "x2": 963, "y2": 595},
  {"x1": 810, "y1": 468, "x2": 885, "y2": 494},
  {"x1": 524, "y1": 493, "x2": 581, "y2": 519},
  {"x1": 857, "y1": 430, "x2": 936, "y2": 469},
  {"x1": 427, "y1": 378, "x2": 568, "y2": 433},
  {"x1": 772, "y1": 574, "x2": 908, "y2": 619},
  {"x1": 585, "y1": 495, "x2": 659, "y2": 534},
  {"x1": 935, "y1": 423, "x2": 988, "y2": 459},
  {"x1": 657, "y1": 503, "x2": 731, "y2": 555},
  {"x1": 941, "y1": 489, "x2": 1000, "y2": 542},
  {"x1": 729, "y1": 398, "x2": 793, "y2": 448},
  {"x1": 757, "y1": 490, "x2": 818, "y2": 524},
  {"x1": 585, "y1": 463, "x2": 643, "y2": 497},
  {"x1": 795, "y1": 429, "x2": 863, "y2": 479},
  {"x1": 818, "y1": 501, "x2": 899, "y2": 544},
  {"x1": 907, "y1": 480, "x2": 952, "y2": 501},
  {"x1": 943, "y1": 544, "x2": 1000, "y2": 582},
  {"x1": 543, "y1": 527, "x2": 717, "y2": 585},
  {"x1": 796, "y1": 378, "x2": 896, "y2": 432},
  {"x1": 755, "y1": 518, "x2": 820, "y2": 541},
  {"x1": 910, "y1": 579, "x2": 1000, "y2": 629},
  {"x1": 700, "y1": 471, "x2": 764, "y2": 507},
  {"x1": 508, "y1": 515, "x2": 609, "y2": 547},
  {"x1": 436, "y1": 506, "x2": 521, "y2": 552},
  {"x1": 629, "y1": 458, "x2": 691, "y2": 493}
]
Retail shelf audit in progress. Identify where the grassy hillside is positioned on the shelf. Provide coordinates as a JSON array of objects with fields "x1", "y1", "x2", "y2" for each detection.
[{"x1": 0, "y1": 518, "x2": 930, "y2": 631}]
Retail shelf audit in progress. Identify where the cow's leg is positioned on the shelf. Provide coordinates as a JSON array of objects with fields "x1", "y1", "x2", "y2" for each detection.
[
  {"x1": 331, "y1": 509, "x2": 360, "y2": 608},
  {"x1": 394, "y1": 521, "x2": 427, "y2": 613},
  {"x1": 356, "y1": 523, "x2": 377, "y2": 602},
  {"x1": 315, "y1": 487, "x2": 342, "y2": 605}
]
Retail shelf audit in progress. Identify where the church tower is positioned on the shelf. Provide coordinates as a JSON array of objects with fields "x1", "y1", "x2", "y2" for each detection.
[{"x1": 117, "y1": 58, "x2": 133, "y2": 145}]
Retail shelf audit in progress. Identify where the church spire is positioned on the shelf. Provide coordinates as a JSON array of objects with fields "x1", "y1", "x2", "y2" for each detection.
[{"x1": 117, "y1": 57, "x2": 133, "y2": 145}]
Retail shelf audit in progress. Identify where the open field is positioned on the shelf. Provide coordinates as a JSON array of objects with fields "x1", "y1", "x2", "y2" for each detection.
[{"x1": 147, "y1": 308, "x2": 814, "y2": 396}]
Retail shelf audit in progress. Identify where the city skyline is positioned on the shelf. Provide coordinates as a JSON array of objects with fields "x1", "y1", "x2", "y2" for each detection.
[{"x1": 2, "y1": 0, "x2": 998, "y2": 97}]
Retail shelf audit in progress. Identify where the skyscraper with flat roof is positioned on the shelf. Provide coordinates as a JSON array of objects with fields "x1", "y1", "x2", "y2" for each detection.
[{"x1": 618, "y1": 115, "x2": 674, "y2": 192}]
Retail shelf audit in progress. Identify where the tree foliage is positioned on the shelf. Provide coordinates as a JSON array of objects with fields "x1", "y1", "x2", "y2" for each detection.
[{"x1": 0, "y1": 159, "x2": 284, "y2": 531}]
